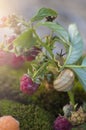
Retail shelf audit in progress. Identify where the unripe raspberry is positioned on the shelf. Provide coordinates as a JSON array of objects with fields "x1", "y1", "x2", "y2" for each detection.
[
  {"x1": 24, "y1": 46, "x2": 41, "y2": 61},
  {"x1": 53, "y1": 116, "x2": 72, "y2": 130},
  {"x1": 20, "y1": 74, "x2": 39, "y2": 95}
]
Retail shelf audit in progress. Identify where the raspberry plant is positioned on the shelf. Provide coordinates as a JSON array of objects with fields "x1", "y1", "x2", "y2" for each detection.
[{"x1": 0, "y1": 7, "x2": 86, "y2": 130}]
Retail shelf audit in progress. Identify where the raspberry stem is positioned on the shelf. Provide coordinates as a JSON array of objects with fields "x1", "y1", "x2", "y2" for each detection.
[{"x1": 68, "y1": 91, "x2": 75, "y2": 105}]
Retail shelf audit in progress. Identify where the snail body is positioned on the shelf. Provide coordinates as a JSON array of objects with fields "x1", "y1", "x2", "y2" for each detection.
[
  {"x1": 54, "y1": 69, "x2": 75, "y2": 92},
  {"x1": 44, "y1": 72, "x2": 54, "y2": 90}
]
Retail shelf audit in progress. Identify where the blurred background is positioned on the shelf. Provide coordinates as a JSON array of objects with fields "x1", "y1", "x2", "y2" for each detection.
[{"x1": 0, "y1": 0, "x2": 86, "y2": 51}]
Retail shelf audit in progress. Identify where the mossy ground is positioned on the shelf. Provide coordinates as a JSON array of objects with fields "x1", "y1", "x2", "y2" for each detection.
[{"x1": 0, "y1": 99, "x2": 54, "y2": 130}]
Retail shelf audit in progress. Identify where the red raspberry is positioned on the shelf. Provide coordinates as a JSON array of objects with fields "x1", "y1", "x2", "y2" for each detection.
[
  {"x1": 24, "y1": 46, "x2": 41, "y2": 61},
  {"x1": 53, "y1": 116, "x2": 72, "y2": 130},
  {"x1": 20, "y1": 74, "x2": 39, "y2": 95},
  {"x1": 0, "y1": 50, "x2": 9, "y2": 66},
  {"x1": 0, "y1": 51, "x2": 24, "y2": 69},
  {"x1": 7, "y1": 53, "x2": 25, "y2": 69}
]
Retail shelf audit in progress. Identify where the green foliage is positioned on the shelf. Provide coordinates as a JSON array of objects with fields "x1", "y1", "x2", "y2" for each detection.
[
  {"x1": 14, "y1": 29, "x2": 37, "y2": 55},
  {"x1": 0, "y1": 99, "x2": 54, "y2": 130},
  {"x1": 72, "y1": 57, "x2": 86, "y2": 90},
  {"x1": 39, "y1": 22, "x2": 69, "y2": 43},
  {"x1": 31, "y1": 7, "x2": 58, "y2": 22},
  {"x1": 65, "y1": 24, "x2": 83, "y2": 64}
]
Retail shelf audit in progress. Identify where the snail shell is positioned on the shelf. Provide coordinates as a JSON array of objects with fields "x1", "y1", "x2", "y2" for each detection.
[{"x1": 53, "y1": 69, "x2": 75, "y2": 92}]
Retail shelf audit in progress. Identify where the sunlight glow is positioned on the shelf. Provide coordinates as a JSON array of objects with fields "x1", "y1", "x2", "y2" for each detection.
[
  {"x1": 0, "y1": 1, "x2": 14, "y2": 41},
  {"x1": 0, "y1": 1, "x2": 10, "y2": 16}
]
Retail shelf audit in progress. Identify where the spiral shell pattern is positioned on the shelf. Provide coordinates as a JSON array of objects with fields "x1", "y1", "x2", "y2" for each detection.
[{"x1": 54, "y1": 69, "x2": 75, "y2": 92}]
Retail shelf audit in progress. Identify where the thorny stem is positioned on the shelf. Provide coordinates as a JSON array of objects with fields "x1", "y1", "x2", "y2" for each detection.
[
  {"x1": 32, "y1": 29, "x2": 60, "y2": 69},
  {"x1": 33, "y1": 62, "x2": 48, "y2": 79},
  {"x1": 32, "y1": 29, "x2": 54, "y2": 57}
]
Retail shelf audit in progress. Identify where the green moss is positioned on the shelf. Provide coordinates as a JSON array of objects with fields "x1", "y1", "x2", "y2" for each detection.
[{"x1": 0, "y1": 99, "x2": 54, "y2": 130}]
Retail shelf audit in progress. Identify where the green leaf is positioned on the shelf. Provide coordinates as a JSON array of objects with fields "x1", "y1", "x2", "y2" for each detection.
[
  {"x1": 71, "y1": 57, "x2": 86, "y2": 90},
  {"x1": 65, "y1": 24, "x2": 83, "y2": 64},
  {"x1": 39, "y1": 22, "x2": 69, "y2": 42},
  {"x1": 82, "y1": 57, "x2": 86, "y2": 65},
  {"x1": 52, "y1": 36, "x2": 69, "y2": 50},
  {"x1": 14, "y1": 29, "x2": 36, "y2": 49},
  {"x1": 31, "y1": 8, "x2": 58, "y2": 22}
]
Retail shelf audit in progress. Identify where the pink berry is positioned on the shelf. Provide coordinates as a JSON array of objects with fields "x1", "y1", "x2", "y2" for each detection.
[
  {"x1": 24, "y1": 46, "x2": 41, "y2": 61},
  {"x1": 0, "y1": 50, "x2": 9, "y2": 66},
  {"x1": 20, "y1": 74, "x2": 39, "y2": 95},
  {"x1": 7, "y1": 53, "x2": 25, "y2": 69},
  {"x1": 0, "y1": 16, "x2": 7, "y2": 28},
  {"x1": 53, "y1": 116, "x2": 72, "y2": 130},
  {"x1": 1, "y1": 16, "x2": 7, "y2": 22}
]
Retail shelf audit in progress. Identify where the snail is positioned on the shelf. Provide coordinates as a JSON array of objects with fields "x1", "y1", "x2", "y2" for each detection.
[
  {"x1": 55, "y1": 49, "x2": 66, "y2": 66},
  {"x1": 53, "y1": 69, "x2": 75, "y2": 92}
]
